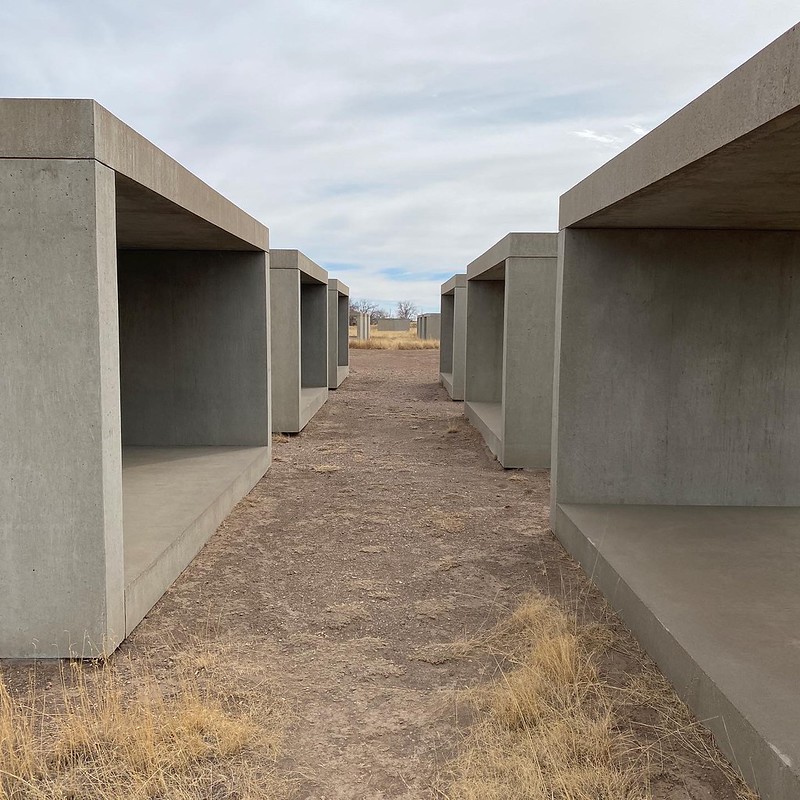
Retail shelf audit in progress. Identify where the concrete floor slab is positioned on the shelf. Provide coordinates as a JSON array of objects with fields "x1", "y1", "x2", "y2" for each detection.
[
  {"x1": 300, "y1": 386, "x2": 328, "y2": 431},
  {"x1": 554, "y1": 503, "x2": 800, "y2": 799},
  {"x1": 465, "y1": 401, "x2": 502, "y2": 460},
  {"x1": 123, "y1": 445, "x2": 269, "y2": 635}
]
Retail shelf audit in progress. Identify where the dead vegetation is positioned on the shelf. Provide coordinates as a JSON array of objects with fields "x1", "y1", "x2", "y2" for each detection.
[
  {"x1": 349, "y1": 329, "x2": 439, "y2": 350},
  {"x1": 440, "y1": 592, "x2": 758, "y2": 800},
  {"x1": 0, "y1": 647, "x2": 286, "y2": 800}
]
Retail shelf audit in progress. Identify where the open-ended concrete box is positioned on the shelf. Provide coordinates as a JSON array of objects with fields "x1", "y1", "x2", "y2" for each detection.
[
  {"x1": 464, "y1": 233, "x2": 557, "y2": 468},
  {"x1": 0, "y1": 99, "x2": 272, "y2": 658},
  {"x1": 327, "y1": 279, "x2": 350, "y2": 389},
  {"x1": 553, "y1": 26, "x2": 800, "y2": 800},
  {"x1": 418, "y1": 313, "x2": 441, "y2": 340},
  {"x1": 270, "y1": 250, "x2": 328, "y2": 432},
  {"x1": 439, "y1": 275, "x2": 467, "y2": 400}
]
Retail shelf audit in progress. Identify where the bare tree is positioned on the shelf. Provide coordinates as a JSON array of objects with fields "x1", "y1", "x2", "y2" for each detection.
[
  {"x1": 349, "y1": 299, "x2": 388, "y2": 324},
  {"x1": 395, "y1": 300, "x2": 418, "y2": 320}
]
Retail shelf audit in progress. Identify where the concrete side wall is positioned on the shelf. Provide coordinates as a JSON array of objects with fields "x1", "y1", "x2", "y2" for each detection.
[
  {"x1": 502, "y1": 257, "x2": 556, "y2": 468},
  {"x1": 553, "y1": 228, "x2": 800, "y2": 506},
  {"x1": 465, "y1": 280, "x2": 504, "y2": 404},
  {"x1": 377, "y1": 318, "x2": 410, "y2": 332},
  {"x1": 338, "y1": 295, "x2": 349, "y2": 367},
  {"x1": 0, "y1": 158, "x2": 125, "y2": 657},
  {"x1": 270, "y1": 268, "x2": 301, "y2": 432},
  {"x1": 421, "y1": 313, "x2": 441, "y2": 340},
  {"x1": 440, "y1": 295, "x2": 455, "y2": 373},
  {"x1": 301, "y1": 283, "x2": 328, "y2": 388},
  {"x1": 118, "y1": 251, "x2": 270, "y2": 446},
  {"x1": 451, "y1": 287, "x2": 468, "y2": 400}
]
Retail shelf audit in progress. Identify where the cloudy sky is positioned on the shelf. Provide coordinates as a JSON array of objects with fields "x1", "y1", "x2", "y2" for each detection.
[{"x1": 1, "y1": 1, "x2": 797, "y2": 311}]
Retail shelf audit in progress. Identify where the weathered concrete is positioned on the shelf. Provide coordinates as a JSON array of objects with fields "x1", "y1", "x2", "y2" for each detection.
[
  {"x1": 0, "y1": 99, "x2": 271, "y2": 659},
  {"x1": 377, "y1": 318, "x2": 410, "y2": 332},
  {"x1": 270, "y1": 250, "x2": 328, "y2": 432},
  {"x1": 440, "y1": 275, "x2": 467, "y2": 400},
  {"x1": 327, "y1": 279, "x2": 350, "y2": 389},
  {"x1": 552, "y1": 26, "x2": 800, "y2": 800},
  {"x1": 355, "y1": 312, "x2": 371, "y2": 340},
  {"x1": 464, "y1": 234, "x2": 557, "y2": 468}
]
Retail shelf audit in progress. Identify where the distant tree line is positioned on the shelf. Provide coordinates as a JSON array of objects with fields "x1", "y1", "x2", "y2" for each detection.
[{"x1": 349, "y1": 299, "x2": 418, "y2": 324}]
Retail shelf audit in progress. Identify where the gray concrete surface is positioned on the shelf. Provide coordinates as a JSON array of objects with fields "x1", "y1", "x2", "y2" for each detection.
[
  {"x1": 464, "y1": 234, "x2": 557, "y2": 468},
  {"x1": 552, "y1": 26, "x2": 800, "y2": 799},
  {"x1": 271, "y1": 249, "x2": 329, "y2": 432},
  {"x1": 555, "y1": 504, "x2": 800, "y2": 800},
  {"x1": 123, "y1": 445, "x2": 270, "y2": 635},
  {"x1": 440, "y1": 275, "x2": 467, "y2": 400},
  {"x1": 356, "y1": 312, "x2": 371, "y2": 340},
  {"x1": 418, "y1": 313, "x2": 441, "y2": 340},
  {"x1": 327, "y1": 279, "x2": 350, "y2": 389},
  {"x1": 0, "y1": 100, "x2": 271, "y2": 658},
  {"x1": 377, "y1": 318, "x2": 410, "y2": 332}
]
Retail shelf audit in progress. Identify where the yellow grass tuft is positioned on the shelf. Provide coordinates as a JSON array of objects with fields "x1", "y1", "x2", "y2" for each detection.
[
  {"x1": 442, "y1": 592, "x2": 757, "y2": 800},
  {"x1": 0, "y1": 652, "x2": 285, "y2": 800}
]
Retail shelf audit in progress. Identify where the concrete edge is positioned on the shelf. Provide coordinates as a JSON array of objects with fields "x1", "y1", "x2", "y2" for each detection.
[
  {"x1": 553, "y1": 503, "x2": 800, "y2": 800},
  {"x1": 270, "y1": 249, "x2": 328, "y2": 284},
  {"x1": 328, "y1": 278, "x2": 350, "y2": 296},
  {"x1": 467, "y1": 233, "x2": 558, "y2": 279},
  {"x1": 330, "y1": 365, "x2": 349, "y2": 389},
  {"x1": 298, "y1": 386, "x2": 328, "y2": 431},
  {"x1": 558, "y1": 24, "x2": 800, "y2": 228},
  {"x1": 441, "y1": 273, "x2": 467, "y2": 294},
  {"x1": 465, "y1": 401, "x2": 504, "y2": 464},
  {"x1": 0, "y1": 98, "x2": 269, "y2": 251}
]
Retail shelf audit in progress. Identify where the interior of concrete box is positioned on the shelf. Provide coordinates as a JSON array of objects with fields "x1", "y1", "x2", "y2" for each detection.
[
  {"x1": 466, "y1": 275, "x2": 505, "y2": 441},
  {"x1": 114, "y1": 176, "x2": 269, "y2": 636},
  {"x1": 337, "y1": 294, "x2": 349, "y2": 368}
]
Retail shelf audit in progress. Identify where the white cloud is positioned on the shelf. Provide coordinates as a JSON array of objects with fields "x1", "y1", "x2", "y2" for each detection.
[{"x1": 0, "y1": 0, "x2": 798, "y2": 309}]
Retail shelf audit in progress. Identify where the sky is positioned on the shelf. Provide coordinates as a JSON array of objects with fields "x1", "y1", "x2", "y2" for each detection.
[{"x1": 1, "y1": 1, "x2": 798, "y2": 312}]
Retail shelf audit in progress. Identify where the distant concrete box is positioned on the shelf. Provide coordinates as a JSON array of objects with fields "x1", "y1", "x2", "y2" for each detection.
[
  {"x1": 439, "y1": 275, "x2": 466, "y2": 400},
  {"x1": 355, "y1": 311, "x2": 370, "y2": 340},
  {"x1": 0, "y1": 99, "x2": 272, "y2": 658},
  {"x1": 464, "y1": 233, "x2": 557, "y2": 468},
  {"x1": 377, "y1": 318, "x2": 410, "y2": 332},
  {"x1": 553, "y1": 25, "x2": 800, "y2": 800},
  {"x1": 270, "y1": 250, "x2": 328, "y2": 432},
  {"x1": 418, "y1": 313, "x2": 441, "y2": 340},
  {"x1": 327, "y1": 279, "x2": 350, "y2": 389}
]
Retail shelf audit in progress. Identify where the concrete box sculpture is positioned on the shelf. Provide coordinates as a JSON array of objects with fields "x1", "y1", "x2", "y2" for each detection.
[
  {"x1": 327, "y1": 279, "x2": 350, "y2": 389},
  {"x1": 553, "y1": 25, "x2": 800, "y2": 800},
  {"x1": 418, "y1": 313, "x2": 441, "y2": 340},
  {"x1": 376, "y1": 318, "x2": 410, "y2": 332},
  {"x1": 439, "y1": 275, "x2": 467, "y2": 400},
  {"x1": 270, "y1": 250, "x2": 329, "y2": 432},
  {"x1": 0, "y1": 99, "x2": 272, "y2": 658},
  {"x1": 464, "y1": 233, "x2": 557, "y2": 468}
]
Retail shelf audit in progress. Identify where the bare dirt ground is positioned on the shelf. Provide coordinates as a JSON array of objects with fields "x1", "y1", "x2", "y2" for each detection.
[{"x1": 2, "y1": 349, "x2": 748, "y2": 799}]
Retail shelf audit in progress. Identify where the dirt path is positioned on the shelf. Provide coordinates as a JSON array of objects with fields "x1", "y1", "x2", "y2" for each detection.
[{"x1": 2, "y1": 350, "x2": 746, "y2": 799}]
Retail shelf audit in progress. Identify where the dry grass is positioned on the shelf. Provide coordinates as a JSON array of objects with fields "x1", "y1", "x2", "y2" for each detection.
[
  {"x1": 350, "y1": 329, "x2": 439, "y2": 350},
  {"x1": 0, "y1": 650, "x2": 286, "y2": 800},
  {"x1": 441, "y1": 592, "x2": 758, "y2": 800}
]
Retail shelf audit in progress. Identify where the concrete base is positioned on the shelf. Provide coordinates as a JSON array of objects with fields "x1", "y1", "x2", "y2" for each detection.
[
  {"x1": 465, "y1": 401, "x2": 503, "y2": 462},
  {"x1": 123, "y1": 445, "x2": 269, "y2": 636},
  {"x1": 440, "y1": 371, "x2": 455, "y2": 397},
  {"x1": 332, "y1": 365, "x2": 349, "y2": 388},
  {"x1": 299, "y1": 386, "x2": 328, "y2": 431},
  {"x1": 553, "y1": 503, "x2": 800, "y2": 800}
]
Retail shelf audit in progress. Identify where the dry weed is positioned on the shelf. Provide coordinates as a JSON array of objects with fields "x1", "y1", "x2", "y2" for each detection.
[
  {"x1": 442, "y1": 592, "x2": 757, "y2": 800},
  {"x1": 349, "y1": 330, "x2": 439, "y2": 350},
  {"x1": 0, "y1": 650, "x2": 286, "y2": 800}
]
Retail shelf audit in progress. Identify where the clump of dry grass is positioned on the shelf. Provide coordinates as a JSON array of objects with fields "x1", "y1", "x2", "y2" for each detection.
[
  {"x1": 441, "y1": 593, "x2": 757, "y2": 800},
  {"x1": 0, "y1": 653, "x2": 285, "y2": 800},
  {"x1": 349, "y1": 330, "x2": 439, "y2": 349}
]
